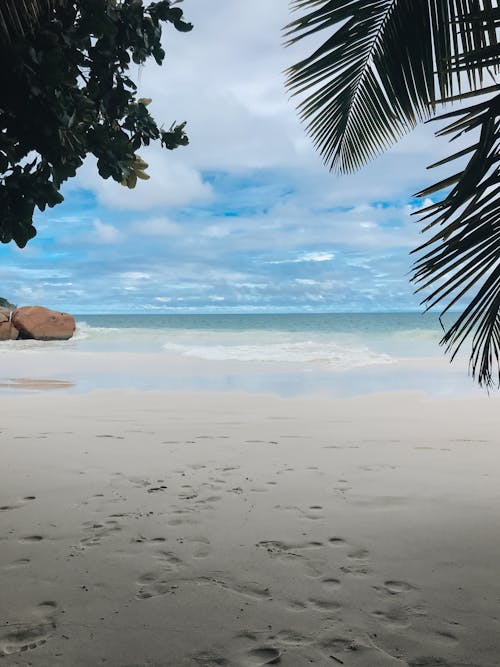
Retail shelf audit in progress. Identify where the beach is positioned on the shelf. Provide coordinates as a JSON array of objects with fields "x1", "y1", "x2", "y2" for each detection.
[{"x1": 1, "y1": 381, "x2": 500, "y2": 666}]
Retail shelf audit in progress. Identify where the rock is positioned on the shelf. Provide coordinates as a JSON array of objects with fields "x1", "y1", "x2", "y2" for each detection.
[
  {"x1": 12, "y1": 306, "x2": 75, "y2": 341},
  {"x1": 0, "y1": 308, "x2": 18, "y2": 340}
]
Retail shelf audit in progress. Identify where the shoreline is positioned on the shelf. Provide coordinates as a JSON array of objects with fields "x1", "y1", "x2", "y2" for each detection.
[
  {"x1": 1, "y1": 389, "x2": 499, "y2": 664},
  {"x1": 0, "y1": 347, "x2": 484, "y2": 399}
]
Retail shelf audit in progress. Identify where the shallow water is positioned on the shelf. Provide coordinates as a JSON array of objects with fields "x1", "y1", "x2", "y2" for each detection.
[{"x1": 0, "y1": 312, "x2": 480, "y2": 397}]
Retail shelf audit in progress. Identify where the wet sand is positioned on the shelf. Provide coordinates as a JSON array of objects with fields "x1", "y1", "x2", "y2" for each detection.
[{"x1": 1, "y1": 389, "x2": 499, "y2": 666}]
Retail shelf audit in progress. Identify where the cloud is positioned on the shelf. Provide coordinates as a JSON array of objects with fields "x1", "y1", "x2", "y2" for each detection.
[
  {"x1": 267, "y1": 251, "x2": 335, "y2": 264},
  {"x1": 131, "y1": 216, "x2": 181, "y2": 237},
  {"x1": 74, "y1": 151, "x2": 213, "y2": 210},
  {"x1": 92, "y1": 219, "x2": 120, "y2": 244},
  {"x1": 0, "y1": 0, "x2": 468, "y2": 314}
]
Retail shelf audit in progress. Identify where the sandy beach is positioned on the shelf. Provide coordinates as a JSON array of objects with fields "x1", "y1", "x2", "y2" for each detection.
[{"x1": 1, "y1": 386, "x2": 499, "y2": 666}]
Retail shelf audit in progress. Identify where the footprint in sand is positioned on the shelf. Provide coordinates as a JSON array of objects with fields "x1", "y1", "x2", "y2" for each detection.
[
  {"x1": 327, "y1": 537, "x2": 347, "y2": 547},
  {"x1": 321, "y1": 636, "x2": 355, "y2": 652},
  {"x1": 321, "y1": 577, "x2": 342, "y2": 590},
  {"x1": 340, "y1": 564, "x2": 371, "y2": 576},
  {"x1": 196, "y1": 495, "x2": 223, "y2": 506},
  {"x1": 4, "y1": 558, "x2": 31, "y2": 570},
  {"x1": 274, "y1": 629, "x2": 312, "y2": 646},
  {"x1": 240, "y1": 647, "x2": 282, "y2": 666},
  {"x1": 319, "y1": 634, "x2": 373, "y2": 664},
  {"x1": 347, "y1": 548, "x2": 370, "y2": 560},
  {"x1": 136, "y1": 551, "x2": 184, "y2": 599},
  {"x1": 202, "y1": 577, "x2": 272, "y2": 602},
  {"x1": 382, "y1": 580, "x2": 418, "y2": 595},
  {"x1": 147, "y1": 485, "x2": 168, "y2": 494},
  {"x1": 80, "y1": 518, "x2": 122, "y2": 547},
  {"x1": 156, "y1": 550, "x2": 183, "y2": 568},
  {"x1": 132, "y1": 535, "x2": 166, "y2": 545},
  {"x1": 0, "y1": 502, "x2": 25, "y2": 511},
  {"x1": 135, "y1": 572, "x2": 178, "y2": 599},
  {"x1": 178, "y1": 487, "x2": 198, "y2": 500},
  {"x1": 255, "y1": 541, "x2": 303, "y2": 563},
  {"x1": 19, "y1": 535, "x2": 44, "y2": 543},
  {"x1": 127, "y1": 476, "x2": 152, "y2": 488},
  {"x1": 308, "y1": 598, "x2": 342, "y2": 612},
  {"x1": 285, "y1": 600, "x2": 308, "y2": 611},
  {"x1": 185, "y1": 536, "x2": 212, "y2": 558},
  {"x1": 0, "y1": 601, "x2": 58, "y2": 657},
  {"x1": 371, "y1": 605, "x2": 410, "y2": 627},
  {"x1": 167, "y1": 508, "x2": 200, "y2": 526},
  {"x1": 0, "y1": 496, "x2": 36, "y2": 512},
  {"x1": 433, "y1": 629, "x2": 458, "y2": 644}
]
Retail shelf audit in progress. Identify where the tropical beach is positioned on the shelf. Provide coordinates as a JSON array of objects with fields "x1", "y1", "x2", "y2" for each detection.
[
  {"x1": 0, "y1": 316, "x2": 499, "y2": 665},
  {"x1": 1, "y1": 0, "x2": 500, "y2": 665}
]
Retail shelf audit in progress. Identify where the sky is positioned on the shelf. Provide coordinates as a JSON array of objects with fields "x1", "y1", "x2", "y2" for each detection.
[{"x1": 0, "y1": 1, "x2": 460, "y2": 314}]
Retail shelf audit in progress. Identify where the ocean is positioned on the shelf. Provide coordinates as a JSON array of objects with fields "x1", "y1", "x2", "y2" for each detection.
[
  {"x1": 73, "y1": 312, "x2": 445, "y2": 361},
  {"x1": 0, "y1": 312, "x2": 479, "y2": 397}
]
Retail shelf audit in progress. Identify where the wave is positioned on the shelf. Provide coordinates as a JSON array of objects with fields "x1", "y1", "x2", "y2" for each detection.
[
  {"x1": 161, "y1": 340, "x2": 394, "y2": 369},
  {"x1": 73, "y1": 321, "x2": 121, "y2": 341},
  {"x1": 0, "y1": 317, "x2": 437, "y2": 368}
]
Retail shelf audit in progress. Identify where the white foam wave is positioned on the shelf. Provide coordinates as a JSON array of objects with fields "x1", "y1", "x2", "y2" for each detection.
[
  {"x1": 73, "y1": 321, "x2": 121, "y2": 341},
  {"x1": 161, "y1": 340, "x2": 393, "y2": 369}
]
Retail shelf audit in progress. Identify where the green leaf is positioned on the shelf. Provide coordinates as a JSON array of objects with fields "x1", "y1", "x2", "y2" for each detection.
[
  {"x1": 412, "y1": 91, "x2": 500, "y2": 387},
  {"x1": 285, "y1": 1, "x2": 498, "y2": 173}
]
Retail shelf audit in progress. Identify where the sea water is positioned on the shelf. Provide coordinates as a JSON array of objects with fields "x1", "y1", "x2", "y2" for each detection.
[
  {"x1": 0, "y1": 312, "x2": 479, "y2": 397},
  {"x1": 72, "y1": 312, "x2": 446, "y2": 362}
]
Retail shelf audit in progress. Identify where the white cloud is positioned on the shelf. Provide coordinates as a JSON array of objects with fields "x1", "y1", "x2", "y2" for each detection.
[
  {"x1": 93, "y1": 219, "x2": 120, "y2": 244},
  {"x1": 74, "y1": 151, "x2": 213, "y2": 210},
  {"x1": 132, "y1": 216, "x2": 181, "y2": 237},
  {"x1": 267, "y1": 250, "x2": 335, "y2": 264},
  {"x1": 302, "y1": 251, "x2": 335, "y2": 263}
]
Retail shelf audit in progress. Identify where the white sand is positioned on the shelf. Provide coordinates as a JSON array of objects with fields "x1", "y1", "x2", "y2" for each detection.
[{"x1": 1, "y1": 388, "x2": 499, "y2": 666}]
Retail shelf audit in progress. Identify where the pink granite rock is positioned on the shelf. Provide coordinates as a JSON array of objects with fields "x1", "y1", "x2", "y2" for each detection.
[
  {"x1": 12, "y1": 306, "x2": 75, "y2": 341},
  {"x1": 0, "y1": 308, "x2": 18, "y2": 340}
]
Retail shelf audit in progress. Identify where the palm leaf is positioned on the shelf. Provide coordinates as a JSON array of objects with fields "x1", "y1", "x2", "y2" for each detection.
[
  {"x1": 412, "y1": 90, "x2": 500, "y2": 387},
  {"x1": 0, "y1": 0, "x2": 66, "y2": 45},
  {"x1": 285, "y1": 0, "x2": 497, "y2": 173}
]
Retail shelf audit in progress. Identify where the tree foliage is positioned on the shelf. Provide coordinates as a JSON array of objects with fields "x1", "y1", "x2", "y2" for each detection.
[
  {"x1": 0, "y1": 1, "x2": 67, "y2": 44},
  {"x1": 285, "y1": 0, "x2": 500, "y2": 387},
  {"x1": 0, "y1": 0, "x2": 192, "y2": 248},
  {"x1": 0, "y1": 296, "x2": 15, "y2": 310}
]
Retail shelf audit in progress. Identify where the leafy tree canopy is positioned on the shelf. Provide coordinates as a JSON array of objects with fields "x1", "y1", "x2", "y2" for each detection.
[
  {"x1": 0, "y1": 0, "x2": 192, "y2": 248},
  {"x1": 286, "y1": 1, "x2": 500, "y2": 388}
]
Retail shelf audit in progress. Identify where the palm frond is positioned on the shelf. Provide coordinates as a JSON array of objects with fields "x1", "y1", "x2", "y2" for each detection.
[
  {"x1": 0, "y1": 0, "x2": 66, "y2": 45},
  {"x1": 412, "y1": 90, "x2": 500, "y2": 387},
  {"x1": 285, "y1": 0, "x2": 498, "y2": 173}
]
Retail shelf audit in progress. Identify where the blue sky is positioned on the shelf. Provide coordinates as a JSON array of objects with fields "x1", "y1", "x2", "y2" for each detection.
[{"x1": 0, "y1": 1, "x2": 455, "y2": 314}]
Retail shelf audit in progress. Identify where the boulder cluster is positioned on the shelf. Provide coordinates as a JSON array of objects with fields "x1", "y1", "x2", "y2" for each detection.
[{"x1": 0, "y1": 306, "x2": 75, "y2": 341}]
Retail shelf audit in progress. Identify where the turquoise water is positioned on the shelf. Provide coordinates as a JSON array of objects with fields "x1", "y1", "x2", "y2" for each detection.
[
  {"x1": 71, "y1": 312, "x2": 451, "y2": 364},
  {"x1": 0, "y1": 312, "x2": 478, "y2": 397}
]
